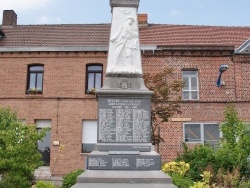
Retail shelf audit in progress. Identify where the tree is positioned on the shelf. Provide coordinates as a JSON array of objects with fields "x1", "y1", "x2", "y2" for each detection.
[
  {"x1": 0, "y1": 107, "x2": 46, "y2": 188},
  {"x1": 215, "y1": 105, "x2": 250, "y2": 175},
  {"x1": 144, "y1": 68, "x2": 183, "y2": 145}
]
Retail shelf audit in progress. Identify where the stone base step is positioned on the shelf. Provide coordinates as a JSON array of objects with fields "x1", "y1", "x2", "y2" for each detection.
[
  {"x1": 71, "y1": 183, "x2": 177, "y2": 188},
  {"x1": 76, "y1": 170, "x2": 172, "y2": 184}
]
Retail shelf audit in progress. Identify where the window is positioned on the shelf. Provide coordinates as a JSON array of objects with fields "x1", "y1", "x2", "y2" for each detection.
[
  {"x1": 27, "y1": 65, "x2": 44, "y2": 93},
  {"x1": 86, "y1": 64, "x2": 103, "y2": 93},
  {"x1": 82, "y1": 120, "x2": 97, "y2": 153},
  {"x1": 182, "y1": 70, "x2": 199, "y2": 100},
  {"x1": 184, "y1": 123, "x2": 220, "y2": 147}
]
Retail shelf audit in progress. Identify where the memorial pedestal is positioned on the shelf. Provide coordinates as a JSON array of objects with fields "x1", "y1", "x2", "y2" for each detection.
[{"x1": 71, "y1": 75, "x2": 177, "y2": 188}]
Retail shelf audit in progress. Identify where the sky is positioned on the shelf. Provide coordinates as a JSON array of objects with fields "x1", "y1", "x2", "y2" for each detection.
[{"x1": 0, "y1": 0, "x2": 249, "y2": 27}]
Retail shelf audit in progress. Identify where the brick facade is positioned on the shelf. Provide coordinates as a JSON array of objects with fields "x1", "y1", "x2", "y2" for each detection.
[
  {"x1": 0, "y1": 49, "x2": 250, "y2": 175},
  {"x1": 1, "y1": 9, "x2": 250, "y2": 174}
]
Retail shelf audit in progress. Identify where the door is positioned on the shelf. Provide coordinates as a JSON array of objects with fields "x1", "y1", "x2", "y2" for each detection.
[{"x1": 36, "y1": 120, "x2": 52, "y2": 166}]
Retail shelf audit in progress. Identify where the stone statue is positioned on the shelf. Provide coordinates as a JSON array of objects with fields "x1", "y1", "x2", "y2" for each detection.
[
  {"x1": 107, "y1": 8, "x2": 142, "y2": 74},
  {"x1": 111, "y1": 17, "x2": 138, "y2": 69}
]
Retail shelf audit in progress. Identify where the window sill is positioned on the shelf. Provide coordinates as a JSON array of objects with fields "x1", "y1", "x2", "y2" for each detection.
[{"x1": 26, "y1": 92, "x2": 43, "y2": 95}]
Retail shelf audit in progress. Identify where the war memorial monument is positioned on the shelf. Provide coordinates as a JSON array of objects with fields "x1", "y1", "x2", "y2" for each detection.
[{"x1": 72, "y1": 0, "x2": 177, "y2": 187}]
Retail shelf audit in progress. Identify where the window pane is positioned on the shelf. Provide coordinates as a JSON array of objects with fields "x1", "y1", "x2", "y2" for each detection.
[
  {"x1": 184, "y1": 124, "x2": 201, "y2": 142},
  {"x1": 204, "y1": 124, "x2": 219, "y2": 142},
  {"x1": 30, "y1": 66, "x2": 44, "y2": 71},
  {"x1": 88, "y1": 65, "x2": 102, "y2": 71},
  {"x1": 183, "y1": 77, "x2": 189, "y2": 90},
  {"x1": 37, "y1": 73, "x2": 43, "y2": 90},
  {"x1": 191, "y1": 77, "x2": 198, "y2": 90},
  {"x1": 191, "y1": 91, "x2": 198, "y2": 99},
  {"x1": 95, "y1": 73, "x2": 102, "y2": 89},
  {"x1": 29, "y1": 73, "x2": 36, "y2": 88},
  {"x1": 183, "y1": 91, "x2": 190, "y2": 100},
  {"x1": 204, "y1": 124, "x2": 219, "y2": 149},
  {"x1": 88, "y1": 73, "x2": 94, "y2": 90},
  {"x1": 183, "y1": 71, "x2": 196, "y2": 76}
]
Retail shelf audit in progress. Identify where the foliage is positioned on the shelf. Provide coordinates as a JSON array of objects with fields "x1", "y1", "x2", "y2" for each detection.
[
  {"x1": 190, "y1": 171, "x2": 212, "y2": 188},
  {"x1": 176, "y1": 143, "x2": 216, "y2": 181},
  {"x1": 214, "y1": 167, "x2": 241, "y2": 188},
  {"x1": 162, "y1": 161, "x2": 190, "y2": 176},
  {"x1": 34, "y1": 180, "x2": 56, "y2": 188},
  {"x1": 0, "y1": 107, "x2": 46, "y2": 188},
  {"x1": 174, "y1": 105, "x2": 250, "y2": 187},
  {"x1": 215, "y1": 105, "x2": 250, "y2": 175},
  {"x1": 144, "y1": 68, "x2": 183, "y2": 144},
  {"x1": 162, "y1": 161, "x2": 193, "y2": 188},
  {"x1": 61, "y1": 169, "x2": 84, "y2": 188},
  {"x1": 171, "y1": 173, "x2": 194, "y2": 188}
]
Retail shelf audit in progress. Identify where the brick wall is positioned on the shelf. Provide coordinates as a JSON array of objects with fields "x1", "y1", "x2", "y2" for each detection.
[{"x1": 0, "y1": 50, "x2": 250, "y2": 175}]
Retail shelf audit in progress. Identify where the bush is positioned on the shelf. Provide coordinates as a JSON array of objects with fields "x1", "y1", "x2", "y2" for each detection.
[
  {"x1": 0, "y1": 107, "x2": 46, "y2": 188},
  {"x1": 215, "y1": 106, "x2": 250, "y2": 176},
  {"x1": 176, "y1": 143, "x2": 216, "y2": 181},
  {"x1": 171, "y1": 174, "x2": 194, "y2": 188},
  {"x1": 162, "y1": 161, "x2": 194, "y2": 188},
  {"x1": 61, "y1": 169, "x2": 84, "y2": 188},
  {"x1": 34, "y1": 180, "x2": 56, "y2": 188}
]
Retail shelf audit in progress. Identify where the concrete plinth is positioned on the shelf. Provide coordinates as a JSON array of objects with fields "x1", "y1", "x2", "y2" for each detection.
[
  {"x1": 71, "y1": 170, "x2": 177, "y2": 188},
  {"x1": 72, "y1": 183, "x2": 177, "y2": 188}
]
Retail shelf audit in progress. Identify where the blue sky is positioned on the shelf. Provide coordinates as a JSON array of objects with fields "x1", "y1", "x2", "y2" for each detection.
[{"x1": 0, "y1": 0, "x2": 249, "y2": 26}]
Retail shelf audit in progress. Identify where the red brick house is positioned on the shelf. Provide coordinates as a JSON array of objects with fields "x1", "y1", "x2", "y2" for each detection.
[{"x1": 1, "y1": 10, "x2": 250, "y2": 175}]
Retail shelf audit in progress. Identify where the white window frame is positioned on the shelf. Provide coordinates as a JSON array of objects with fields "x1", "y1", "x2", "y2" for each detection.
[
  {"x1": 183, "y1": 123, "x2": 220, "y2": 146},
  {"x1": 82, "y1": 120, "x2": 97, "y2": 153},
  {"x1": 182, "y1": 70, "x2": 199, "y2": 100}
]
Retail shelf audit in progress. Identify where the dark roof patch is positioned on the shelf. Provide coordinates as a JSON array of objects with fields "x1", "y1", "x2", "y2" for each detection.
[{"x1": 0, "y1": 24, "x2": 250, "y2": 49}]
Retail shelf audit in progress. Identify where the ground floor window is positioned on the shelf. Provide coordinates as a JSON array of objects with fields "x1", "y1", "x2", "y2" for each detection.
[
  {"x1": 82, "y1": 120, "x2": 97, "y2": 153},
  {"x1": 183, "y1": 123, "x2": 220, "y2": 148}
]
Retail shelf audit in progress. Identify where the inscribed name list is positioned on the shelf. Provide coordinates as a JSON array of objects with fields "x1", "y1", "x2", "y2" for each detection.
[{"x1": 98, "y1": 98, "x2": 151, "y2": 143}]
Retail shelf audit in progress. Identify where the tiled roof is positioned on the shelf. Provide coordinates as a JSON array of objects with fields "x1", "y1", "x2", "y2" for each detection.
[
  {"x1": 140, "y1": 24, "x2": 250, "y2": 48},
  {"x1": 0, "y1": 24, "x2": 250, "y2": 49}
]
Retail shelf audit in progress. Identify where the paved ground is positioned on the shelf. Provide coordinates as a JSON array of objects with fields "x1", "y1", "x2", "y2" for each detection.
[{"x1": 34, "y1": 166, "x2": 63, "y2": 186}]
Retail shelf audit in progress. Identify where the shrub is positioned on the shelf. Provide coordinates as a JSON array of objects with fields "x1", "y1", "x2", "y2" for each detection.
[
  {"x1": 162, "y1": 161, "x2": 190, "y2": 176},
  {"x1": 61, "y1": 169, "x2": 84, "y2": 188},
  {"x1": 0, "y1": 107, "x2": 46, "y2": 188},
  {"x1": 215, "y1": 106, "x2": 250, "y2": 176},
  {"x1": 176, "y1": 143, "x2": 216, "y2": 181},
  {"x1": 162, "y1": 161, "x2": 193, "y2": 188},
  {"x1": 34, "y1": 180, "x2": 56, "y2": 188},
  {"x1": 171, "y1": 174, "x2": 194, "y2": 188}
]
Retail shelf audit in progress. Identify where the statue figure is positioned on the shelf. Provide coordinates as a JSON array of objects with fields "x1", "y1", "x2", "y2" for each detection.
[
  {"x1": 111, "y1": 17, "x2": 138, "y2": 67},
  {"x1": 107, "y1": 14, "x2": 142, "y2": 74}
]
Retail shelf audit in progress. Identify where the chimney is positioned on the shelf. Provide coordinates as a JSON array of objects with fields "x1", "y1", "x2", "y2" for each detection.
[
  {"x1": 138, "y1": 13, "x2": 148, "y2": 26},
  {"x1": 2, "y1": 10, "x2": 17, "y2": 26}
]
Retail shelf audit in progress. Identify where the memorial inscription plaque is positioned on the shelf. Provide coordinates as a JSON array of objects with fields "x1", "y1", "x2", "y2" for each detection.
[
  {"x1": 98, "y1": 98, "x2": 151, "y2": 143},
  {"x1": 88, "y1": 154, "x2": 161, "y2": 170}
]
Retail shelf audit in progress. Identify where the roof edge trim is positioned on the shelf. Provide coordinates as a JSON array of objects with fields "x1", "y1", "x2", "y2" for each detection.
[
  {"x1": 0, "y1": 46, "x2": 109, "y2": 52},
  {"x1": 156, "y1": 45, "x2": 235, "y2": 51},
  {"x1": 235, "y1": 38, "x2": 250, "y2": 54}
]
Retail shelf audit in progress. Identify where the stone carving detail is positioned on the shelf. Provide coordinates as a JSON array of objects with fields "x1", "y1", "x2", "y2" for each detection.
[
  {"x1": 109, "y1": 78, "x2": 141, "y2": 90},
  {"x1": 107, "y1": 7, "x2": 142, "y2": 74}
]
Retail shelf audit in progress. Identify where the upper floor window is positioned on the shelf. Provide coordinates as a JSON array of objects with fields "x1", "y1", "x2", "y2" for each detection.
[
  {"x1": 27, "y1": 65, "x2": 44, "y2": 94},
  {"x1": 86, "y1": 64, "x2": 103, "y2": 94},
  {"x1": 182, "y1": 70, "x2": 199, "y2": 100},
  {"x1": 184, "y1": 123, "x2": 220, "y2": 149}
]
